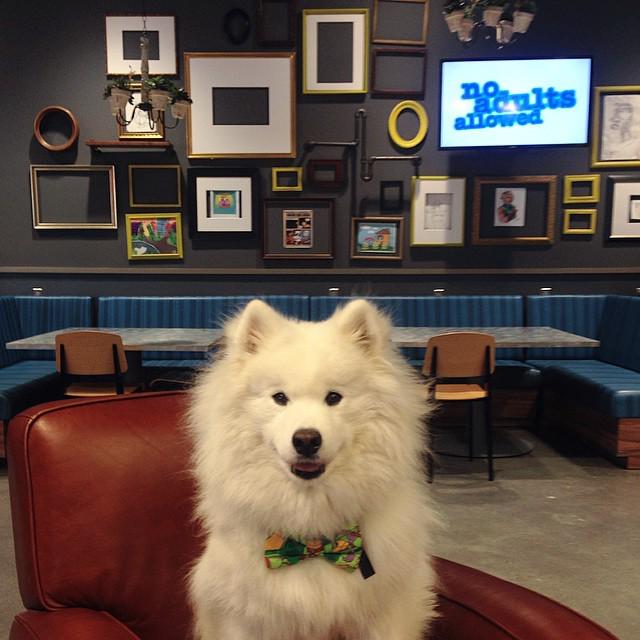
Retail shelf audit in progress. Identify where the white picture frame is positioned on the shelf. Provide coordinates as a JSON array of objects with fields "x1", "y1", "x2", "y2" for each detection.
[{"x1": 607, "y1": 174, "x2": 640, "y2": 239}]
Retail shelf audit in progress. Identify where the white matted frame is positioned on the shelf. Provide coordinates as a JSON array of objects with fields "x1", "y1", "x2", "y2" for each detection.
[
  {"x1": 303, "y1": 9, "x2": 369, "y2": 94},
  {"x1": 185, "y1": 52, "x2": 296, "y2": 159},
  {"x1": 606, "y1": 174, "x2": 640, "y2": 239},
  {"x1": 105, "y1": 15, "x2": 177, "y2": 75},
  {"x1": 410, "y1": 176, "x2": 466, "y2": 246}
]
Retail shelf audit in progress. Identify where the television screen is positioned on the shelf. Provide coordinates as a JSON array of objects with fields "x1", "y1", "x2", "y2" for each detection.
[{"x1": 439, "y1": 57, "x2": 592, "y2": 149}]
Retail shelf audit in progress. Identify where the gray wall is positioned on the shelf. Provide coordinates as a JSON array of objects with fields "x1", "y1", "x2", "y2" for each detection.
[{"x1": 1, "y1": 0, "x2": 639, "y2": 297}]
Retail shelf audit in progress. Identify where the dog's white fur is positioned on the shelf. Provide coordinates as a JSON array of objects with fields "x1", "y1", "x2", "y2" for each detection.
[{"x1": 187, "y1": 299, "x2": 436, "y2": 640}]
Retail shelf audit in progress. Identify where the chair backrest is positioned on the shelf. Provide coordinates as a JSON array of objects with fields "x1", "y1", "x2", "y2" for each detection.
[
  {"x1": 55, "y1": 331, "x2": 128, "y2": 375},
  {"x1": 423, "y1": 332, "x2": 496, "y2": 379}
]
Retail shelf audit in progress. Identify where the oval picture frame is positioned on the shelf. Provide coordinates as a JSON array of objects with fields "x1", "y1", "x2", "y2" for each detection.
[
  {"x1": 388, "y1": 100, "x2": 428, "y2": 149},
  {"x1": 33, "y1": 105, "x2": 79, "y2": 152}
]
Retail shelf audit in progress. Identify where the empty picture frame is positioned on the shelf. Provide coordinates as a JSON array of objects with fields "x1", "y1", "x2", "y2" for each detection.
[
  {"x1": 380, "y1": 180, "x2": 404, "y2": 211},
  {"x1": 563, "y1": 209, "x2": 597, "y2": 235},
  {"x1": 128, "y1": 165, "x2": 182, "y2": 207},
  {"x1": 372, "y1": 0, "x2": 429, "y2": 46},
  {"x1": 351, "y1": 216, "x2": 404, "y2": 260},
  {"x1": 606, "y1": 174, "x2": 640, "y2": 239},
  {"x1": 105, "y1": 15, "x2": 177, "y2": 75},
  {"x1": 371, "y1": 48, "x2": 426, "y2": 97},
  {"x1": 306, "y1": 159, "x2": 345, "y2": 190},
  {"x1": 125, "y1": 213, "x2": 183, "y2": 260},
  {"x1": 272, "y1": 167, "x2": 303, "y2": 192},
  {"x1": 563, "y1": 174, "x2": 601, "y2": 204},
  {"x1": 30, "y1": 165, "x2": 117, "y2": 230},
  {"x1": 303, "y1": 9, "x2": 369, "y2": 94},
  {"x1": 185, "y1": 52, "x2": 296, "y2": 158},
  {"x1": 257, "y1": 0, "x2": 296, "y2": 47}
]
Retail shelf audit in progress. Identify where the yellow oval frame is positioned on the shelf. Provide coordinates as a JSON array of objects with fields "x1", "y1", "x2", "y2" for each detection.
[{"x1": 388, "y1": 100, "x2": 428, "y2": 149}]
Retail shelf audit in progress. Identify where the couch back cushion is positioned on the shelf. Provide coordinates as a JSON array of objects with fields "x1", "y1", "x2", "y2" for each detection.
[
  {"x1": 525, "y1": 295, "x2": 606, "y2": 359},
  {"x1": 598, "y1": 295, "x2": 640, "y2": 372},
  {"x1": 0, "y1": 297, "x2": 24, "y2": 367}
]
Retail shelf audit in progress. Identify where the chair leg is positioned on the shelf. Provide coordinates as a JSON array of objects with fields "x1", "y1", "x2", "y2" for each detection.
[
  {"x1": 484, "y1": 397, "x2": 494, "y2": 481},
  {"x1": 467, "y1": 401, "x2": 474, "y2": 461}
]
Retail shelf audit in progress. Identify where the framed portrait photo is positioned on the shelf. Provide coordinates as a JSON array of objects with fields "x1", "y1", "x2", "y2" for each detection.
[
  {"x1": 606, "y1": 174, "x2": 640, "y2": 239},
  {"x1": 125, "y1": 213, "x2": 183, "y2": 260},
  {"x1": 410, "y1": 176, "x2": 465, "y2": 246},
  {"x1": 591, "y1": 86, "x2": 640, "y2": 168},
  {"x1": 472, "y1": 176, "x2": 557, "y2": 245},
  {"x1": 351, "y1": 216, "x2": 404, "y2": 260}
]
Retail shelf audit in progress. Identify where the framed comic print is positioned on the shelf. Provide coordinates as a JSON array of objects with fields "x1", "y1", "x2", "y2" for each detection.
[
  {"x1": 606, "y1": 174, "x2": 640, "y2": 239},
  {"x1": 125, "y1": 213, "x2": 183, "y2": 260},
  {"x1": 351, "y1": 216, "x2": 404, "y2": 260},
  {"x1": 263, "y1": 198, "x2": 334, "y2": 258},
  {"x1": 117, "y1": 83, "x2": 165, "y2": 140},
  {"x1": 472, "y1": 176, "x2": 557, "y2": 245},
  {"x1": 410, "y1": 176, "x2": 465, "y2": 246},
  {"x1": 185, "y1": 52, "x2": 296, "y2": 158},
  {"x1": 591, "y1": 86, "x2": 640, "y2": 168}
]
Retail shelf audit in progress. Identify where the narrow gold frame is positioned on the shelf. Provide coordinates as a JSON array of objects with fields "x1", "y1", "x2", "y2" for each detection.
[
  {"x1": 563, "y1": 174, "x2": 601, "y2": 204},
  {"x1": 125, "y1": 213, "x2": 183, "y2": 260},
  {"x1": 563, "y1": 209, "x2": 597, "y2": 235},
  {"x1": 129, "y1": 165, "x2": 182, "y2": 207},
  {"x1": 117, "y1": 82, "x2": 165, "y2": 140},
  {"x1": 372, "y1": 0, "x2": 429, "y2": 46},
  {"x1": 271, "y1": 167, "x2": 303, "y2": 192},
  {"x1": 388, "y1": 100, "x2": 428, "y2": 149}
]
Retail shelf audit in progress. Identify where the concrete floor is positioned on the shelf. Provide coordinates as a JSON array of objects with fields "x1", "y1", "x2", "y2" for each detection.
[{"x1": 0, "y1": 427, "x2": 637, "y2": 640}]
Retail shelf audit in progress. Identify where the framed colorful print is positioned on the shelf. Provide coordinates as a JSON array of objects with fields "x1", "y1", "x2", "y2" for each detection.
[
  {"x1": 563, "y1": 209, "x2": 597, "y2": 235},
  {"x1": 257, "y1": 0, "x2": 297, "y2": 47},
  {"x1": 185, "y1": 52, "x2": 296, "y2": 158},
  {"x1": 128, "y1": 165, "x2": 181, "y2": 208},
  {"x1": 372, "y1": 0, "x2": 429, "y2": 46},
  {"x1": 125, "y1": 213, "x2": 183, "y2": 260},
  {"x1": 371, "y1": 48, "x2": 426, "y2": 97},
  {"x1": 188, "y1": 168, "x2": 258, "y2": 234},
  {"x1": 351, "y1": 216, "x2": 404, "y2": 260},
  {"x1": 302, "y1": 9, "x2": 369, "y2": 94},
  {"x1": 272, "y1": 167, "x2": 303, "y2": 192},
  {"x1": 410, "y1": 176, "x2": 465, "y2": 246},
  {"x1": 563, "y1": 174, "x2": 601, "y2": 204},
  {"x1": 472, "y1": 176, "x2": 557, "y2": 245},
  {"x1": 263, "y1": 198, "x2": 334, "y2": 259},
  {"x1": 105, "y1": 15, "x2": 177, "y2": 75},
  {"x1": 306, "y1": 159, "x2": 345, "y2": 190},
  {"x1": 606, "y1": 174, "x2": 640, "y2": 239},
  {"x1": 117, "y1": 83, "x2": 165, "y2": 140},
  {"x1": 30, "y1": 165, "x2": 117, "y2": 230},
  {"x1": 591, "y1": 86, "x2": 640, "y2": 168}
]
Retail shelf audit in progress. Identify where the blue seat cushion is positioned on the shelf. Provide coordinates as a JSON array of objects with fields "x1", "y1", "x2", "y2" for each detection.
[
  {"x1": 143, "y1": 359, "x2": 207, "y2": 369},
  {"x1": 0, "y1": 361, "x2": 61, "y2": 421}
]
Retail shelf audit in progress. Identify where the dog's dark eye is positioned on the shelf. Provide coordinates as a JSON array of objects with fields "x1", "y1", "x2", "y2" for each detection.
[
  {"x1": 325, "y1": 391, "x2": 342, "y2": 406},
  {"x1": 272, "y1": 392, "x2": 289, "y2": 406}
]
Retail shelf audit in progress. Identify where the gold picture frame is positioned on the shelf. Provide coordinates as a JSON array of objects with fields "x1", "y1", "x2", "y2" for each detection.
[
  {"x1": 563, "y1": 174, "x2": 601, "y2": 204},
  {"x1": 562, "y1": 209, "x2": 597, "y2": 235},
  {"x1": 372, "y1": 0, "x2": 429, "y2": 46},
  {"x1": 271, "y1": 167, "x2": 303, "y2": 192},
  {"x1": 128, "y1": 165, "x2": 182, "y2": 208},
  {"x1": 117, "y1": 82, "x2": 165, "y2": 140},
  {"x1": 125, "y1": 213, "x2": 183, "y2": 260}
]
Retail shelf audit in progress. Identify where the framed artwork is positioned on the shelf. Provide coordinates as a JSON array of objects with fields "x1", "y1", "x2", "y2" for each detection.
[
  {"x1": 306, "y1": 159, "x2": 345, "y2": 190},
  {"x1": 263, "y1": 198, "x2": 334, "y2": 259},
  {"x1": 371, "y1": 48, "x2": 426, "y2": 97},
  {"x1": 188, "y1": 168, "x2": 258, "y2": 234},
  {"x1": 125, "y1": 213, "x2": 183, "y2": 260},
  {"x1": 563, "y1": 209, "x2": 597, "y2": 235},
  {"x1": 606, "y1": 174, "x2": 640, "y2": 239},
  {"x1": 128, "y1": 165, "x2": 181, "y2": 207},
  {"x1": 351, "y1": 217, "x2": 404, "y2": 260},
  {"x1": 472, "y1": 176, "x2": 557, "y2": 245},
  {"x1": 257, "y1": 0, "x2": 296, "y2": 47},
  {"x1": 372, "y1": 0, "x2": 429, "y2": 46},
  {"x1": 591, "y1": 86, "x2": 640, "y2": 168},
  {"x1": 563, "y1": 174, "x2": 601, "y2": 204},
  {"x1": 104, "y1": 15, "x2": 177, "y2": 75},
  {"x1": 185, "y1": 52, "x2": 296, "y2": 158},
  {"x1": 30, "y1": 165, "x2": 117, "y2": 230},
  {"x1": 272, "y1": 167, "x2": 303, "y2": 192},
  {"x1": 117, "y1": 83, "x2": 164, "y2": 140},
  {"x1": 380, "y1": 180, "x2": 404, "y2": 212},
  {"x1": 302, "y1": 9, "x2": 369, "y2": 94},
  {"x1": 410, "y1": 176, "x2": 465, "y2": 246}
]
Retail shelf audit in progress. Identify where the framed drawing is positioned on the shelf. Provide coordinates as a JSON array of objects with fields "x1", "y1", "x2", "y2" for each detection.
[
  {"x1": 30, "y1": 165, "x2": 117, "y2": 230},
  {"x1": 257, "y1": 0, "x2": 296, "y2": 47},
  {"x1": 117, "y1": 82, "x2": 164, "y2": 139},
  {"x1": 306, "y1": 159, "x2": 345, "y2": 190},
  {"x1": 372, "y1": 0, "x2": 429, "y2": 46},
  {"x1": 563, "y1": 209, "x2": 597, "y2": 235},
  {"x1": 472, "y1": 176, "x2": 557, "y2": 245},
  {"x1": 410, "y1": 176, "x2": 465, "y2": 246},
  {"x1": 185, "y1": 52, "x2": 296, "y2": 158},
  {"x1": 105, "y1": 15, "x2": 177, "y2": 75},
  {"x1": 591, "y1": 86, "x2": 640, "y2": 168},
  {"x1": 125, "y1": 213, "x2": 183, "y2": 260},
  {"x1": 563, "y1": 174, "x2": 600, "y2": 204},
  {"x1": 606, "y1": 174, "x2": 640, "y2": 239},
  {"x1": 302, "y1": 9, "x2": 369, "y2": 94},
  {"x1": 351, "y1": 217, "x2": 404, "y2": 260},
  {"x1": 272, "y1": 167, "x2": 303, "y2": 192},
  {"x1": 263, "y1": 198, "x2": 334, "y2": 259},
  {"x1": 128, "y1": 165, "x2": 181, "y2": 207},
  {"x1": 371, "y1": 48, "x2": 426, "y2": 97},
  {"x1": 188, "y1": 168, "x2": 258, "y2": 234}
]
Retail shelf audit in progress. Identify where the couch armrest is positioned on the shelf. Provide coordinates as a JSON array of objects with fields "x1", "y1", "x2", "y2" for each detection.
[
  {"x1": 10, "y1": 609, "x2": 140, "y2": 640},
  {"x1": 431, "y1": 557, "x2": 619, "y2": 640}
]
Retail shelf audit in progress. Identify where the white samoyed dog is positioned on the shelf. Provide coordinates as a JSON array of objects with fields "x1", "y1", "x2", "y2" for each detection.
[{"x1": 187, "y1": 299, "x2": 436, "y2": 640}]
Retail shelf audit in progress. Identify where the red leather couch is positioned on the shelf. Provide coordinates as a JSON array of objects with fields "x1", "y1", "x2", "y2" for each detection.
[{"x1": 7, "y1": 392, "x2": 619, "y2": 640}]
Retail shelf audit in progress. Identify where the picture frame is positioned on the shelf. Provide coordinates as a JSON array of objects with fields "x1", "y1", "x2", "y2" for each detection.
[
  {"x1": 30, "y1": 165, "x2": 117, "y2": 230},
  {"x1": 128, "y1": 165, "x2": 182, "y2": 208},
  {"x1": 117, "y1": 82, "x2": 165, "y2": 140},
  {"x1": 388, "y1": 100, "x2": 428, "y2": 149},
  {"x1": 257, "y1": 0, "x2": 296, "y2": 47},
  {"x1": 306, "y1": 159, "x2": 345, "y2": 190},
  {"x1": 606, "y1": 174, "x2": 640, "y2": 239},
  {"x1": 272, "y1": 167, "x2": 303, "y2": 192},
  {"x1": 563, "y1": 174, "x2": 601, "y2": 204},
  {"x1": 302, "y1": 9, "x2": 369, "y2": 94},
  {"x1": 185, "y1": 52, "x2": 296, "y2": 158},
  {"x1": 351, "y1": 216, "x2": 404, "y2": 260},
  {"x1": 372, "y1": 0, "x2": 429, "y2": 46},
  {"x1": 188, "y1": 168, "x2": 259, "y2": 234},
  {"x1": 591, "y1": 85, "x2": 640, "y2": 168},
  {"x1": 371, "y1": 48, "x2": 427, "y2": 97},
  {"x1": 125, "y1": 213, "x2": 183, "y2": 260},
  {"x1": 380, "y1": 180, "x2": 404, "y2": 212},
  {"x1": 472, "y1": 176, "x2": 557, "y2": 245},
  {"x1": 563, "y1": 209, "x2": 597, "y2": 235},
  {"x1": 410, "y1": 176, "x2": 465, "y2": 246},
  {"x1": 105, "y1": 15, "x2": 177, "y2": 76},
  {"x1": 263, "y1": 198, "x2": 334, "y2": 259}
]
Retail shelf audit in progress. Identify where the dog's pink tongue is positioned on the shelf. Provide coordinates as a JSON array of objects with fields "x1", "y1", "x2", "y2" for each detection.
[{"x1": 294, "y1": 461, "x2": 322, "y2": 472}]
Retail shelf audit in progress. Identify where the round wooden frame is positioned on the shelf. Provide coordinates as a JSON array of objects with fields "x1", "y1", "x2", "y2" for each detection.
[
  {"x1": 33, "y1": 105, "x2": 79, "y2": 151},
  {"x1": 388, "y1": 100, "x2": 428, "y2": 149}
]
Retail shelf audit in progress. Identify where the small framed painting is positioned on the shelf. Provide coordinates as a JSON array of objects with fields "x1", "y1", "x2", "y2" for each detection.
[
  {"x1": 606, "y1": 174, "x2": 640, "y2": 239},
  {"x1": 117, "y1": 82, "x2": 164, "y2": 140},
  {"x1": 125, "y1": 213, "x2": 183, "y2": 260},
  {"x1": 351, "y1": 216, "x2": 404, "y2": 260}
]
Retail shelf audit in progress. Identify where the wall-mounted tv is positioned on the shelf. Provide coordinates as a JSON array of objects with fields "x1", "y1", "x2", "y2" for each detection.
[{"x1": 439, "y1": 57, "x2": 593, "y2": 149}]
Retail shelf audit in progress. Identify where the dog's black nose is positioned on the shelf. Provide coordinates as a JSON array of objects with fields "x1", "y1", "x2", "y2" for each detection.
[{"x1": 292, "y1": 428, "x2": 322, "y2": 456}]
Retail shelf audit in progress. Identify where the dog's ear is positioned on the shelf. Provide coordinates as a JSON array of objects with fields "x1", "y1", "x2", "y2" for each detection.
[
  {"x1": 226, "y1": 299, "x2": 287, "y2": 355},
  {"x1": 332, "y1": 299, "x2": 390, "y2": 354}
]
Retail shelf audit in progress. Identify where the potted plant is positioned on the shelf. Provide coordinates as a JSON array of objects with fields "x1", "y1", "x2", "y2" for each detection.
[
  {"x1": 103, "y1": 76, "x2": 133, "y2": 115},
  {"x1": 143, "y1": 76, "x2": 177, "y2": 111},
  {"x1": 513, "y1": 0, "x2": 536, "y2": 32},
  {"x1": 169, "y1": 87, "x2": 192, "y2": 120},
  {"x1": 482, "y1": 0, "x2": 508, "y2": 28},
  {"x1": 443, "y1": 0, "x2": 464, "y2": 33}
]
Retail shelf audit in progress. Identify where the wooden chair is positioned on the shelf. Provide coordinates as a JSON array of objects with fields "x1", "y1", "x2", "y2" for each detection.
[
  {"x1": 423, "y1": 332, "x2": 496, "y2": 481},
  {"x1": 55, "y1": 331, "x2": 139, "y2": 397}
]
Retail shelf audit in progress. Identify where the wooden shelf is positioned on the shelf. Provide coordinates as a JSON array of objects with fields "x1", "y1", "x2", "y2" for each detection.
[{"x1": 85, "y1": 139, "x2": 172, "y2": 151}]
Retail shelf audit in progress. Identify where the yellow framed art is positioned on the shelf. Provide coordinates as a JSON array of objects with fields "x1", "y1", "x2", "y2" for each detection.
[{"x1": 125, "y1": 213, "x2": 183, "y2": 260}]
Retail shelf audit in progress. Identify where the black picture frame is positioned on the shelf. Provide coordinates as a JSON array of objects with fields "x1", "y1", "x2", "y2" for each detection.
[
  {"x1": 257, "y1": 0, "x2": 297, "y2": 47},
  {"x1": 371, "y1": 48, "x2": 427, "y2": 97},
  {"x1": 128, "y1": 165, "x2": 182, "y2": 207},
  {"x1": 306, "y1": 159, "x2": 345, "y2": 190},
  {"x1": 380, "y1": 180, "x2": 404, "y2": 211}
]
